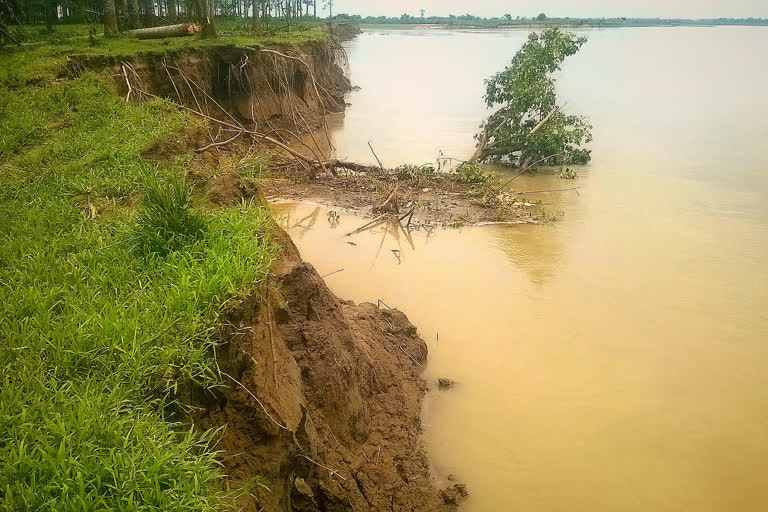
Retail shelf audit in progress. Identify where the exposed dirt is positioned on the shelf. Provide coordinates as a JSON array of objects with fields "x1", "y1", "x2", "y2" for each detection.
[
  {"x1": 194, "y1": 229, "x2": 466, "y2": 511},
  {"x1": 116, "y1": 41, "x2": 467, "y2": 511},
  {"x1": 72, "y1": 40, "x2": 350, "y2": 145}
]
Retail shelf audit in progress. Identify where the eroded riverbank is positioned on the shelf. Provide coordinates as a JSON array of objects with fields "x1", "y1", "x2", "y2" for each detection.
[
  {"x1": 0, "y1": 26, "x2": 469, "y2": 511},
  {"x1": 278, "y1": 25, "x2": 768, "y2": 512},
  {"x1": 135, "y1": 38, "x2": 470, "y2": 510}
]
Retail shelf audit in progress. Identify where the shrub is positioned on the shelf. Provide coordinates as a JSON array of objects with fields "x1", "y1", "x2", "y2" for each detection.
[{"x1": 456, "y1": 161, "x2": 489, "y2": 184}]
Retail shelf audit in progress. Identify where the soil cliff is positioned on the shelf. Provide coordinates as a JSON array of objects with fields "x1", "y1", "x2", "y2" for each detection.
[
  {"x1": 196, "y1": 229, "x2": 466, "y2": 511},
  {"x1": 101, "y1": 38, "x2": 467, "y2": 511}
]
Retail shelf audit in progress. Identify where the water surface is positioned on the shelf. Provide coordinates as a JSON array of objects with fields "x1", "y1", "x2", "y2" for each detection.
[{"x1": 280, "y1": 26, "x2": 768, "y2": 511}]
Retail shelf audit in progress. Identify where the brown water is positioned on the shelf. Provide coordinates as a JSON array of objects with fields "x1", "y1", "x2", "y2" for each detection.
[{"x1": 276, "y1": 26, "x2": 768, "y2": 511}]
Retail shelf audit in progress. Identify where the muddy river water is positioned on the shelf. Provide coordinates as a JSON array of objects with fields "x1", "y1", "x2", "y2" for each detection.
[{"x1": 276, "y1": 27, "x2": 768, "y2": 511}]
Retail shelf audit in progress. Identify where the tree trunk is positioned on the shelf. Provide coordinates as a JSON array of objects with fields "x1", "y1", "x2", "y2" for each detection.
[
  {"x1": 470, "y1": 130, "x2": 489, "y2": 161},
  {"x1": 103, "y1": 0, "x2": 118, "y2": 34},
  {"x1": 142, "y1": 0, "x2": 153, "y2": 26},
  {"x1": 196, "y1": 0, "x2": 216, "y2": 37},
  {"x1": 130, "y1": 22, "x2": 199, "y2": 38},
  {"x1": 44, "y1": 0, "x2": 56, "y2": 31},
  {"x1": 475, "y1": 145, "x2": 524, "y2": 161},
  {"x1": 167, "y1": 0, "x2": 176, "y2": 21},
  {"x1": 313, "y1": 0, "x2": 316, "y2": 18},
  {"x1": 470, "y1": 129, "x2": 524, "y2": 162},
  {"x1": 250, "y1": 0, "x2": 259, "y2": 31},
  {"x1": 127, "y1": 0, "x2": 139, "y2": 28},
  {"x1": 116, "y1": 0, "x2": 128, "y2": 30}
]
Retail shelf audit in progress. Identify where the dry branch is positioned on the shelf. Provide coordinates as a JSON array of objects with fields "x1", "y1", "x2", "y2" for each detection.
[
  {"x1": 195, "y1": 131, "x2": 242, "y2": 152},
  {"x1": 221, "y1": 371, "x2": 288, "y2": 431}
]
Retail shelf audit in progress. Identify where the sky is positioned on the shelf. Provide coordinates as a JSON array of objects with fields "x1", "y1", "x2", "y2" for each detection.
[{"x1": 331, "y1": 0, "x2": 768, "y2": 19}]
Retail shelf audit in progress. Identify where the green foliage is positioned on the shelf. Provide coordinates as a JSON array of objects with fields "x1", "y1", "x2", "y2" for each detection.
[
  {"x1": 456, "y1": 161, "x2": 489, "y2": 184},
  {"x1": 0, "y1": 56, "x2": 277, "y2": 510},
  {"x1": 476, "y1": 28, "x2": 592, "y2": 166},
  {"x1": 131, "y1": 173, "x2": 207, "y2": 257}
]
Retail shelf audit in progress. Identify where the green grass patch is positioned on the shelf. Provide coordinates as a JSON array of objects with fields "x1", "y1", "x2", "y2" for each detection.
[
  {"x1": 1, "y1": 20, "x2": 329, "y2": 86},
  {"x1": 0, "y1": 44, "x2": 278, "y2": 510}
]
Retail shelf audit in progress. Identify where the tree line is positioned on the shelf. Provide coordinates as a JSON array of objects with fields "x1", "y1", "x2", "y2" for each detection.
[
  {"x1": 334, "y1": 13, "x2": 768, "y2": 27},
  {"x1": 1, "y1": 0, "x2": 330, "y2": 40}
]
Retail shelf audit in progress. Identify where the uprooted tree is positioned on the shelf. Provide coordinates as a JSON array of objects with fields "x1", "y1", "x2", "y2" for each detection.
[{"x1": 471, "y1": 28, "x2": 593, "y2": 167}]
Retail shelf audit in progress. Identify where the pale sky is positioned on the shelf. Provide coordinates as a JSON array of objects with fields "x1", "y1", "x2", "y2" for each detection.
[{"x1": 332, "y1": 0, "x2": 767, "y2": 19}]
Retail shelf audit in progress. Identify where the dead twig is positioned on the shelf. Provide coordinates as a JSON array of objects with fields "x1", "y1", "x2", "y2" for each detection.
[
  {"x1": 400, "y1": 346, "x2": 423, "y2": 367},
  {"x1": 221, "y1": 371, "x2": 288, "y2": 430},
  {"x1": 398, "y1": 208, "x2": 415, "y2": 222},
  {"x1": 196, "y1": 130, "x2": 243, "y2": 152},
  {"x1": 297, "y1": 454, "x2": 347, "y2": 481},
  {"x1": 121, "y1": 63, "x2": 133, "y2": 102},
  {"x1": 368, "y1": 140, "x2": 384, "y2": 170},
  {"x1": 344, "y1": 214, "x2": 389, "y2": 236}
]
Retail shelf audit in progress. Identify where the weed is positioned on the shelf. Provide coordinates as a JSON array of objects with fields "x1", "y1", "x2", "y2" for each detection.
[
  {"x1": 238, "y1": 154, "x2": 272, "y2": 182},
  {"x1": 396, "y1": 163, "x2": 436, "y2": 183},
  {"x1": 455, "y1": 161, "x2": 490, "y2": 184}
]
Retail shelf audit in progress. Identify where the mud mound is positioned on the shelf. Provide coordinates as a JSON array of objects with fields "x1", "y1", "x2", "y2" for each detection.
[{"x1": 197, "y1": 236, "x2": 465, "y2": 511}]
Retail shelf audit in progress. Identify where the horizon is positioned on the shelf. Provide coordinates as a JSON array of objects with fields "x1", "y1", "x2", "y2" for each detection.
[{"x1": 331, "y1": 0, "x2": 768, "y2": 20}]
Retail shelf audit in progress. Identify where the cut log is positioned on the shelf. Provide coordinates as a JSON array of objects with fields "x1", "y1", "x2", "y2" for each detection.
[{"x1": 130, "y1": 23, "x2": 200, "y2": 39}]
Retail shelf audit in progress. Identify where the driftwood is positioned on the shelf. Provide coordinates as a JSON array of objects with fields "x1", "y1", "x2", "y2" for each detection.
[{"x1": 130, "y1": 23, "x2": 199, "y2": 39}]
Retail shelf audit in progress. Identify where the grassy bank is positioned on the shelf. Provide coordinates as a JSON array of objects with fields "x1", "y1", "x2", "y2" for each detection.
[
  {"x1": 0, "y1": 26, "x2": 317, "y2": 511},
  {"x1": 1, "y1": 19, "x2": 329, "y2": 85}
]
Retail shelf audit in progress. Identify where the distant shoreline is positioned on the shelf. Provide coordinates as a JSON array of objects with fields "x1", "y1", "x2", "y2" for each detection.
[
  {"x1": 359, "y1": 22, "x2": 768, "y2": 30},
  {"x1": 340, "y1": 18, "x2": 768, "y2": 30}
]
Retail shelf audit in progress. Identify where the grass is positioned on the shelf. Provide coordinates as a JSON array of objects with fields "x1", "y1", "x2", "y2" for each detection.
[
  {"x1": 0, "y1": 30, "x2": 284, "y2": 511},
  {"x1": 0, "y1": 18, "x2": 330, "y2": 85},
  {"x1": 130, "y1": 172, "x2": 208, "y2": 257}
]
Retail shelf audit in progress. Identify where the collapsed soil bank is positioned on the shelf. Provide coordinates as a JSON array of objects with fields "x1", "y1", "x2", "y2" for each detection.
[
  {"x1": 87, "y1": 39, "x2": 466, "y2": 510},
  {"x1": 198, "y1": 228, "x2": 466, "y2": 511},
  {"x1": 73, "y1": 38, "x2": 351, "y2": 134}
]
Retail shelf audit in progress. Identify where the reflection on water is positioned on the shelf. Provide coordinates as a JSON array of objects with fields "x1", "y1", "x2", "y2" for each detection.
[{"x1": 276, "y1": 26, "x2": 768, "y2": 512}]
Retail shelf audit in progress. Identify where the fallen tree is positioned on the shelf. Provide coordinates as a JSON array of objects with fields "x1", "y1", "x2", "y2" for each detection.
[
  {"x1": 130, "y1": 23, "x2": 199, "y2": 39},
  {"x1": 472, "y1": 28, "x2": 593, "y2": 167}
]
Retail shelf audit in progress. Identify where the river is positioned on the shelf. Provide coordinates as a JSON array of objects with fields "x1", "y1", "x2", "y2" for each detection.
[{"x1": 276, "y1": 26, "x2": 768, "y2": 511}]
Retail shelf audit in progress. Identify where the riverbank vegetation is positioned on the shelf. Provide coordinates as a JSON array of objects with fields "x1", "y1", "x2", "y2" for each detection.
[
  {"x1": 471, "y1": 28, "x2": 592, "y2": 168},
  {"x1": 335, "y1": 12, "x2": 768, "y2": 28},
  {"x1": 1, "y1": 1, "x2": 328, "y2": 46},
  {"x1": 0, "y1": 23, "x2": 343, "y2": 510}
]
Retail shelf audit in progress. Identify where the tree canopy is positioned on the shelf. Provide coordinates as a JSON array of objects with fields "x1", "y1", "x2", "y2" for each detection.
[{"x1": 472, "y1": 28, "x2": 593, "y2": 167}]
